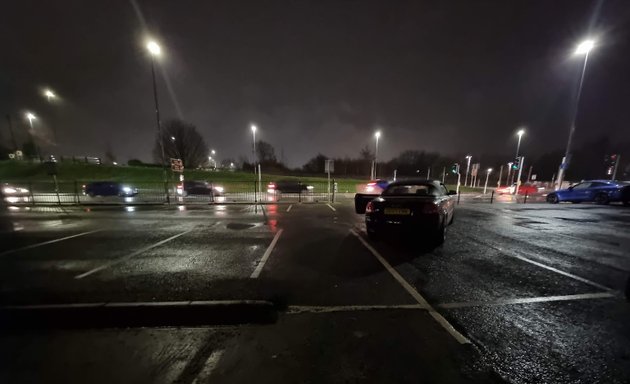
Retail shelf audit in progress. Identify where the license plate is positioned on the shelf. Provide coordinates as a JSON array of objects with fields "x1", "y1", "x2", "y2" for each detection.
[{"x1": 384, "y1": 208, "x2": 411, "y2": 215}]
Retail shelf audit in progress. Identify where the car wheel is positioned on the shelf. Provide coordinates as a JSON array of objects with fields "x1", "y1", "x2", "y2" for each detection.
[
  {"x1": 433, "y1": 223, "x2": 446, "y2": 246},
  {"x1": 546, "y1": 194, "x2": 559, "y2": 204},
  {"x1": 594, "y1": 193, "x2": 609, "y2": 205}
]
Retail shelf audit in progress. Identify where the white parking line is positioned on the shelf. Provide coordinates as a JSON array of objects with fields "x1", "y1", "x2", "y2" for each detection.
[
  {"x1": 0, "y1": 229, "x2": 103, "y2": 257},
  {"x1": 74, "y1": 228, "x2": 194, "y2": 279},
  {"x1": 326, "y1": 203, "x2": 336, "y2": 212},
  {"x1": 250, "y1": 229, "x2": 284, "y2": 278},
  {"x1": 192, "y1": 350, "x2": 224, "y2": 384},
  {"x1": 287, "y1": 304, "x2": 425, "y2": 314},
  {"x1": 469, "y1": 236, "x2": 614, "y2": 292},
  {"x1": 286, "y1": 204, "x2": 293, "y2": 212},
  {"x1": 351, "y1": 230, "x2": 470, "y2": 344},
  {"x1": 437, "y1": 292, "x2": 616, "y2": 309}
]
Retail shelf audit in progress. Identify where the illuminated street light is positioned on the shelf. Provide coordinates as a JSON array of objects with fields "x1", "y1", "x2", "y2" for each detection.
[
  {"x1": 484, "y1": 168, "x2": 493, "y2": 194},
  {"x1": 575, "y1": 39, "x2": 594, "y2": 55},
  {"x1": 372, "y1": 130, "x2": 382, "y2": 179},
  {"x1": 145, "y1": 38, "x2": 169, "y2": 203},
  {"x1": 147, "y1": 41, "x2": 161, "y2": 56},
  {"x1": 24, "y1": 112, "x2": 41, "y2": 160},
  {"x1": 557, "y1": 38, "x2": 596, "y2": 190},
  {"x1": 250, "y1": 124, "x2": 257, "y2": 164},
  {"x1": 170, "y1": 136, "x2": 175, "y2": 141},
  {"x1": 211, "y1": 149, "x2": 216, "y2": 155},
  {"x1": 464, "y1": 155, "x2": 472, "y2": 187},
  {"x1": 44, "y1": 89, "x2": 56, "y2": 101},
  {"x1": 516, "y1": 128, "x2": 525, "y2": 158}
]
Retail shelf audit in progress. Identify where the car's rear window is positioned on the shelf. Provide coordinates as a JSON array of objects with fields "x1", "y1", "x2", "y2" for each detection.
[{"x1": 383, "y1": 184, "x2": 438, "y2": 196}]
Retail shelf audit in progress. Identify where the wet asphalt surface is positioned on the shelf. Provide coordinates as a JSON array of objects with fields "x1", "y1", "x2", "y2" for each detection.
[{"x1": 0, "y1": 199, "x2": 629, "y2": 383}]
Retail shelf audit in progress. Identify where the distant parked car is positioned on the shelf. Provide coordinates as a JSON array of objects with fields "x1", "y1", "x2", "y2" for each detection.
[
  {"x1": 2, "y1": 183, "x2": 30, "y2": 203},
  {"x1": 496, "y1": 183, "x2": 542, "y2": 195},
  {"x1": 267, "y1": 180, "x2": 313, "y2": 194},
  {"x1": 177, "y1": 180, "x2": 224, "y2": 196},
  {"x1": 83, "y1": 182, "x2": 138, "y2": 197},
  {"x1": 546, "y1": 180, "x2": 628, "y2": 205}
]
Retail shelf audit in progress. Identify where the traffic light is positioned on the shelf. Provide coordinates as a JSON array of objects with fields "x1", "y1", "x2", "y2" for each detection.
[
  {"x1": 511, "y1": 157, "x2": 521, "y2": 170},
  {"x1": 451, "y1": 163, "x2": 460, "y2": 175},
  {"x1": 605, "y1": 154, "x2": 619, "y2": 176}
]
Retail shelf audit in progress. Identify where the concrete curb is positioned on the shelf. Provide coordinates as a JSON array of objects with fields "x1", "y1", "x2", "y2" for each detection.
[{"x1": 0, "y1": 300, "x2": 277, "y2": 329}]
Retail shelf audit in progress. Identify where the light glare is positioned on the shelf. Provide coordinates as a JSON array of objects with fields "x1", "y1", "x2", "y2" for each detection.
[
  {"x1": 575, "y1": 39, "x2": 594, "y2": 55},
  {"x1": 147, "y1": 41, "x2": 161, "y2": 56}
]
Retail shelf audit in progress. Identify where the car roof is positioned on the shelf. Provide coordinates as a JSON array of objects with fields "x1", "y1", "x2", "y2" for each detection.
[{"x1": 387, "y1": 178, "x2": 441, "y2": 187}]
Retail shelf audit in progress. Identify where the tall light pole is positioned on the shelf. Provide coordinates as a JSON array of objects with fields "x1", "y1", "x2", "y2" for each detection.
[
  {"x1": 515, "y1": 129, "x2": 525, "y2": 158},
  {"x1": 25, "y1": 112, "x2": 41, "y2": 161},
  {"x1": 484, "y1": 168, "x2": 493, "y2": 194},
  {"x1": 146, "y1": 40, "x2": 169, "y2": 203},
  {"x1": 464, "y1": 155, "x2": 472, "y2": 187},
  {"x1": 373, "y1": 131, "x2": 381, "y2": 179},
  {"x1": 42, "y1": 89, "x2": 59, "y2": 144},
  {"x1": 556, "y1": 38, "x2": 595, "y2": 190},
  {"x1": 251, "y1": 124, "x2": 257, "y2": 170}
]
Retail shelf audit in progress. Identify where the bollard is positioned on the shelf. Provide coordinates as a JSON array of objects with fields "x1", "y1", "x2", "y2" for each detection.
[
  {"x1": 332, "y1": 179, "x2": 336, "y2": 203},
  {"x1": 254, "y1": 180, "x2": 258, "y2": 203},
  {"x1": 490, "y1": 190, "x2": 494, "y2": 204},
  {"x1": 457, "y1": 190, "x2": 461, "y2": 205},
  {"x1": 524, "y1": 190, "x2": 528, "y2": 204}
]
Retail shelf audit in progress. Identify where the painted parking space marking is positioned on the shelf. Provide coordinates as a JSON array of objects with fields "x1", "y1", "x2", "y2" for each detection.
[
  {"x1": 437, "y1": 292, "x2": 616, "y2": 309},
  {"x1": 250, "y1": 229, "x2": 284, "y2": 278},
  {"x1": 0, "y1": 229, "x2": 103, "y2": 257}
]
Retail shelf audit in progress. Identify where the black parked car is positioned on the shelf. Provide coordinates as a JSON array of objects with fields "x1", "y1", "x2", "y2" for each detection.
[
  {"x1": 355, "y1": 179, "x2": 456, "y2": 245},
  {"x1": 177, "y1": 180, "x2": 224, "y2": 196},
  {"x1": 267, "y1": 180, "x2": 313, "y2": 194},
  {"x1": 83, "y1": 182, "x2": 138, "y2": 197}
]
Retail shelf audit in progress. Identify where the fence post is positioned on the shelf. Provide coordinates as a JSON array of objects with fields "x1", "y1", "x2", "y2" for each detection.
[
  {"x1": 74, "y1": 181, "x2": 80, "y2": 204},
  {"x1": 28, "y1": 181, "x2": 35, "y2": 206},
  {"x1": 164, "y1": 181, "x2": 170, "y2": 204},
  {"x1": 332, "y1": 179, "x2": 336, "y2": 203},
  {"x1": 254, "y1": 180, "x2": 258, "y2": 203},
  {"x1": 209, "y1": 182, "x2": 215, "y2": 204},
  {"x1": 524, "y1": 190, "x2": 528, "y2": 204},
  {"x1": 490, "y1": 190, "x2": 494, "y2": 204},
  {"x1": 299, "y1": 183, "x2": 302, "y2": 203}
]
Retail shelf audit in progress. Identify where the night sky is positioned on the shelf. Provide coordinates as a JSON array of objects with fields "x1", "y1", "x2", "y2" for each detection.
[{"x1": 1, "y1": 0, "x2": 629, "y2": 167}]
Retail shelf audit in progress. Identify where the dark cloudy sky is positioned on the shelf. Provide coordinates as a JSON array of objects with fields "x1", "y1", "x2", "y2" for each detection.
[{"x1": 1, "y1": 0, "x2": 629, "y2": 167}]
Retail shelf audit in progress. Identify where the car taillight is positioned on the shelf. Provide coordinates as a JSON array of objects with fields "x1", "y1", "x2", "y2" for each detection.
[
  {"x1": 267, "y1": 183, "x2": 276, "y2": 189},
  {"x1": 422, "y1": 204, "x2": 439, "y2": 214},
  {"x1": 366, "y1": 202, "x2": 374, "y2": 213},
  {"x1": 367, "y1": 182, "x2": 376, "y2": 186}
]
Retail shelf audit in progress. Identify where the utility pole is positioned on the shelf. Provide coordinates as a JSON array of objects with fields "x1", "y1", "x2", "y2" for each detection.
[
  {"x1": 527, "y1": 166, "x2": 533, "y2": 183},
  {"x1": 497, "y1": 165, "x2": 503, "y2": 187},
  {"x1": 514, "y1": 157, "x2": 525, "y2": 196}
]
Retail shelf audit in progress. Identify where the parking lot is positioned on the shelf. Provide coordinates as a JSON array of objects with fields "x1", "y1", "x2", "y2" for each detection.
[{"x1": 1, "y1": 199, "x2": 629, "y2": 383}]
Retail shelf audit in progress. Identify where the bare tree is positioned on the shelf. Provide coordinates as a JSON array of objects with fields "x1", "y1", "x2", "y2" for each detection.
[
  {"x1": 255, "y1": 140, "x2": 277, "y2": 164},
  {"x1": 153, "y1": 119, "x2": 209, "y2": 168}
]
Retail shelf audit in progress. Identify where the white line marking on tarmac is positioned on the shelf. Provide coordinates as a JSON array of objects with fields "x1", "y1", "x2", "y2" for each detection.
[
  {"x1": 286, "y1": 204, "x2": 292, "y2": 212},
  {"x1": 0, "y1": 229, "x2": 103, "y2": 257},
  {"x1": 240, "y1": 205, "x2": 251, "y2": 212},
  {"x1": 287, "y1": 304, "x2": 425, "y2": 314},
  {"x1": 74, "y1": 228, "x2": 194, "y2": 279},
  {"x1": 326, "y1": 203, "x2": 336, "y2": 211},
  {"x1": 351, "y1": 229, "x2": 470, "y2": 344},
  {"x1": 192, "y1": 350, "x2": 225, "y2": 384},
  {"x1": 250, "y1": 229, "x2": 284, "y2": 278},
  {"x1": 470, "y1": 237, "x2": 614, "y2": 292},
  {"x1": 437, "y1": 292, "x2": 616, "y2": 309}
]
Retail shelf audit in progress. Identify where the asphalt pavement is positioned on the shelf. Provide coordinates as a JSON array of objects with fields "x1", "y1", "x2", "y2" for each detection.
[{"x1": 0, "y1": 199, "x2": 629, "y2": 383}]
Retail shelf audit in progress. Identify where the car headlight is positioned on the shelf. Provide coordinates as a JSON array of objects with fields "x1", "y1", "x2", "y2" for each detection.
[
  {"x1": 306, "y1": 185, "x2": 314, "y2": 190},
  {"x1": 18, "y1": 188, "x2": 29, "y2": 193},
  {"x1": 122, "y1": 186, "x2": 132, "y2": 193},
  {"x1": 214, "y1": 186, "x2": 224, "y2": 193},
  {"x1": 3, "y1": 187, "x2": 17, "y2": 194}
]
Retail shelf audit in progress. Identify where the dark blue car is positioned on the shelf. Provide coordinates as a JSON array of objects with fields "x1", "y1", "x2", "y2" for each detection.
[
  {"x1": 546, "y1": 180, "x2": 629, "y2": 205},
  {"x1": 83, "y1": 182, "x2": 138, "y2": 197}
]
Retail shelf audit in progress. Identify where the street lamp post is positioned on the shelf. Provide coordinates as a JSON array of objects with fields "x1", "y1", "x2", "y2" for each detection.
[
  {"x1": 515, "y1": 129, "x2": 525, "y2": 158},
  {"x1": 464, "y1": 155, "x2": 472, "y2": 187},
  {"x1": 251, "y1": 124, "x2": 257, "y2": 171},
  {"x1": 146, "y1": 40, "x2": 169, "y2": 203},
  {"x1": 42, "y1": 89, "x2": 59, "y2": 144},
  {"x1": 372, "y1": 131, "x2": 381, "y2": 179},
  {"x1": 556, "y1": 39, "x2": 595, "y2": 190},
  {"x1": 25, "y1": 112, "x2": 41, "y2": 161},
  {"x1": 484, "y1": 168, "x2": 493, "y2": 194}
]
